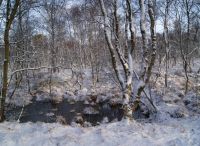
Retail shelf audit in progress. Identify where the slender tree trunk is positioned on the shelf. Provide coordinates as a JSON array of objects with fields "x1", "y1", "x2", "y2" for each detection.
[
  {"x1": 0, "y1": 0, "x2": 20, "y2": 122},
  {"x1": 139, "y1": 0, "x2": 147, "y2": 79},
  {"x1": 133, "y1": 0, "x2": 157, "y2": 111},
  {"x1": 51, "y1": 0, "x2": 56, "y2": 73},
  {"x1": 113, "y1": 0, "x2": 128, "y2": 79},
  {"x1": 99, "y1": 0, "x2": 134, "y2": 119},
  {"x1": 0, "y1": 0, "x2": 3, "y2": 7},
  {"x1": 0, "y1": 29, "x2": 9, "y2": 122},
  {"x1": 126, "y1": 0, "x2": 135, "y2": 55},
  {"x1": 185, "y1": 0, "x2": 190, "y2": 94},
  {"x1": 164, "y1": 0, "x2": 170, "y2": 88},
  {"x1": 98, "y1": 0, "x2": 124, "y2": 90}
]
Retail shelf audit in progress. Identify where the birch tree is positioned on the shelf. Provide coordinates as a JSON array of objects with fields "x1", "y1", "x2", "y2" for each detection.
[
  {"x1": 134, "y1": 0, "x2": 157, "y2": 111},
  {"x1": 99, "y1": 0, "x2": 157, "y2": 119},
  {"x1": 139, "y1": 0, "x2": 147, "y2": 78},
  {"x1": 99, "y1": 0, "x2": 135, "y2": 118}
]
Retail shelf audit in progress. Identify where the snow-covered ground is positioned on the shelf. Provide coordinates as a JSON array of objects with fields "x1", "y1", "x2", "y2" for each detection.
[
  {"x1": 1, "y1": 60, "x2": 200, "y2": 146},
  {"x1": 0, "y1": 117, "x2": 200, "y2": 146}
]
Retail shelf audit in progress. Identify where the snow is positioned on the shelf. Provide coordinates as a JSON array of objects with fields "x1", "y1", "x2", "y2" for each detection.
[
  {"x1": 77, "y1": 88, "x2": 88, "y2": 96},
  {"x1": 0, "y1": 116, "x2": 200, "y2": 146},
  {"x1": 2, "y1": 60, "x2": 200, "y2": 146},
  {"x1": 83, "y1": 107, "x2": 99, "y2": 115}
]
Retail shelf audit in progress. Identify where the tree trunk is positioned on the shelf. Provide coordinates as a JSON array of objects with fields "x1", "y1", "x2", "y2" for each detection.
[
  {"x1": 0, "y1": 0, "x2": 20, "y2": 122},
  {"x1": 164, "y1": 0, "x2": 170, "y2": 88},
  {"x1": 0, "y1": 29, "x2": 9, "y2": 122},
  {"x1": 139, "y1": 0, "x2": 147, "y2": 79},
  {"x1": 133, "y1": 0, "x2": 157, "y2": 111},
  {"x1": 99, "y1": 0, "x2": 125, "y2": 90}
]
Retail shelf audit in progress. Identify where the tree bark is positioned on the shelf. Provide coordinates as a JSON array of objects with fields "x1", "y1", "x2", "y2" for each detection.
[
  {"x1": 133, "y1": 0, "x2": 157, "y2": 111},
  {"x1": 0, "y1": 0, "x2": 21, "y2": 122},
  {"x1": 164, "y1": 0, "x2": 171, "y2": 88},
  {"x1": 0, "y1": 0, "x2": 3, "y2": 7},
  {"x1": 99, "y1": 0, "x2": 134, "y2": 119},
  {"x1": 139, "y1": 0, "x2": 147, "y2": 79},
  {"x1": 98, "y1": 0, "x2": 125, "y2": 90}
]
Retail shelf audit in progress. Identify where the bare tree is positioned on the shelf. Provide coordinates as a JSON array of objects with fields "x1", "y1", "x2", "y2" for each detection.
[
  {"x1": 99, "y1": 0, "x2": 157, "y2": 119},
  {"x1": 139, "y1": 0, "x2": 147, "y2": 78},
  {"x1": 0, "y1": 0, "x2": 21, "y2": 122},
  {"x1": 134, "y1": 0, "x2": 157, "y2": 111},
  {"x1": 163, "y1": 0, "x2": 173, "y2": 87}
]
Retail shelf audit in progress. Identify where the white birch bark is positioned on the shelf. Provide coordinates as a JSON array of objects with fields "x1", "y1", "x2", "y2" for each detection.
[
  {"x1": 99, "y1": 0, "x2": 125, "y2": 89},
  {"x1": 139, "y1": 0, "x2": 148, "y2": 78},
  {"x1": 133, "y1": 0, "x2": 157, "y2": 111},
  {"x1": 99, "y1": 0, "x2": 135, "y2": 119}
]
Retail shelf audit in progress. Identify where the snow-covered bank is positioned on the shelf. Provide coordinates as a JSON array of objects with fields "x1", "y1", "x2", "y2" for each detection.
[
  {"x1": 0, "y1": 116, "x2": 200, "y2": 146},
  {"x1": 2, "y1": 60, "x2": 200, "y2": 146}
]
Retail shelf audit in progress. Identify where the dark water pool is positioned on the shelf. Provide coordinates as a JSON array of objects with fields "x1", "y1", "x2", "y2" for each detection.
[{"x1": 5, "y1": 99, "x2": 124, "y2": 126}]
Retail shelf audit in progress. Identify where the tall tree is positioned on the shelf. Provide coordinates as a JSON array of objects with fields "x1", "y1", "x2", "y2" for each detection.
[
  {"x1": 163, "y1": 0, "x2": 172, "y2": 87},
  {"x1": 0, "y1": 0, "x2": 21, "y2": 122},
  {"x1": 99, "y1": 0, "x2": 134, "y2": 118},
  {"x1": 139, "y1": 0, "x2": 147, "y2": 77}
]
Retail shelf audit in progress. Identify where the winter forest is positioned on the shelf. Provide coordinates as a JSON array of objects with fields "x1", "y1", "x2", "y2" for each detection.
[{"x1": 0, "y1": 0, "x2": 200, "y2": 145}]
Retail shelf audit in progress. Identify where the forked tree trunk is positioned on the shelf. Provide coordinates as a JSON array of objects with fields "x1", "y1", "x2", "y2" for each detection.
[
  {"x1": 132, "y1": 0, "x2": 157, "y2": 111},
  {"x1": 99, "y1": 0, "x2": 134, "y2": 119},
  {"x1": 99, "y1": 0, "x2": 156, "y2": 119}
]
